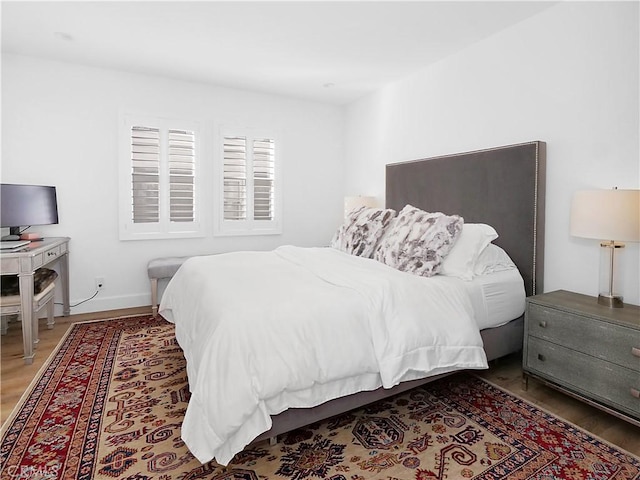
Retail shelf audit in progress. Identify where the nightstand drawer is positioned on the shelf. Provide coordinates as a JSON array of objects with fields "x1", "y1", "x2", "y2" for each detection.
[
  {"x1": 526, "y1": 337, "x2": 640, "y2": 419},
  {"x1": 527, "y1": 303, "x2": 640, "y2": 371}
]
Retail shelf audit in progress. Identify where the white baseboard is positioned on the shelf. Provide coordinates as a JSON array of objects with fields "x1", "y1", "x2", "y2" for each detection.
[{"x1": 56, "y1": 292, "x2": 151, "y2": 316}]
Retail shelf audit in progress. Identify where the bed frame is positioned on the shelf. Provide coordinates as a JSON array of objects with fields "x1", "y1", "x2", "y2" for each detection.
[{"x1": 254, "y1": 141, "x2": 546, "y2": 443}]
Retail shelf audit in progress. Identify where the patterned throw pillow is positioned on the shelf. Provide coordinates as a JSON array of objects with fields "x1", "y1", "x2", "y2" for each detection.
[
  {"x1": 374, "y1": 204, "x2": 463, "y2": 277},
  {"x1": 331, "y1": 206, "x2": 397, "y2": 258},
  {"x1": 1, "y1": 268, "x2": 58, "y2": 296}
]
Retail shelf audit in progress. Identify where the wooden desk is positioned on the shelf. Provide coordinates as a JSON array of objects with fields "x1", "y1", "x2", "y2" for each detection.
[{"x1": 1, "y1": 237, "x2": 70, "y2": 363}]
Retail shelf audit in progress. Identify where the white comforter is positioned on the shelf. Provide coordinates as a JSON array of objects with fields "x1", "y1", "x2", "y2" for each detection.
[{"x1": 159, "y1": 246, "x2": 487, "y2": 465}]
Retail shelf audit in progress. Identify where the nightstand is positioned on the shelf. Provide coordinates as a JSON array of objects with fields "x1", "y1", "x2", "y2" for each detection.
[{"x1": 523, "y1": 290, "x2": 640, "y2": 426}]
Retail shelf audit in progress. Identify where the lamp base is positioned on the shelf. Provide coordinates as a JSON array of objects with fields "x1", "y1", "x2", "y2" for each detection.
[{"x1": 598, "y1": 293, "x2": 624, "y2": 308}]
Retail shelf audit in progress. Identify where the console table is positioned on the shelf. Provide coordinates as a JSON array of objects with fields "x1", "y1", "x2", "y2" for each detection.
[{"x1": 1, "y1": 237, "x2": 70, "y2": 363}]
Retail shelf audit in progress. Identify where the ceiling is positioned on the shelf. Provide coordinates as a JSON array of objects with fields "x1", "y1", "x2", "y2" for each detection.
[{"x1": 1, "y1": 1, "x2": 555, "y2": 105}]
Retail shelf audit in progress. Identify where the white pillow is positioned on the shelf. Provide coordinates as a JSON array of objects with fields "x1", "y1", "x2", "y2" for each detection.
[
  {"x1": 473, "y1": 243, "x2": 517, "y2": 276},
  {"x1": 439, "y1": 223, "x2": 498, "y2": 280}
]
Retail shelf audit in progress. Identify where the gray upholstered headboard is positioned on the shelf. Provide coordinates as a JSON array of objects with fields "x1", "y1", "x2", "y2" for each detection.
[{"x1": 386, "y1": 141, "x2": 546, "y2": 297}]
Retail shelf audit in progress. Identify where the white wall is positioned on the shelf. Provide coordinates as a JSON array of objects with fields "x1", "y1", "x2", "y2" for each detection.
[
  {"x1": 1, "y1": 54, "x2": 346, "y2": 313},
  {"x1": 345, "y1": 2, "x2": 640, "y2": 305}
]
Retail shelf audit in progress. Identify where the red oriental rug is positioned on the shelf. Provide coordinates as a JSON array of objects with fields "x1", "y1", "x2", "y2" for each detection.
[{"x1": 1, "y1": 315, "x2": 639, "y2": 479}]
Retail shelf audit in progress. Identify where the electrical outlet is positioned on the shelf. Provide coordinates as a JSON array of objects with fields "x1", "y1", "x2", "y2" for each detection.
[{"x1": 96, "y1": 277, "x2": 105, "y2": 291}]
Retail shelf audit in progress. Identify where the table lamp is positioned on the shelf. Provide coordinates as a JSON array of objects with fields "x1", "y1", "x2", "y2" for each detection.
[
  {"x1": 570, "y1": 188, "x2": 640, "y2": 307},
  {"x1": 344, "y1": 196, "x2": 378, "y2": 218}
]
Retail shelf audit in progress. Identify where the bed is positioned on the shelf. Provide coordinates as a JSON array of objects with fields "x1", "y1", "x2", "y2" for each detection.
[{"x1": 159, "y1": 140, "x2": 546, "y2": 466}]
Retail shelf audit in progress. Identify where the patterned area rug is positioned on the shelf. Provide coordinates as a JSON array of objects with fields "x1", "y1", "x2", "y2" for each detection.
[{"x1": 1, "y1": 315, "x2": 639, "y2": 480}]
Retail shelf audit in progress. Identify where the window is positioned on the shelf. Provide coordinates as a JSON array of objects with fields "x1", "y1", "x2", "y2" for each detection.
[
  {"x1": 119, "y1": 115, "x2": 202, "y2": 240},
  {"x1": 215, "y1": 129, "x2": 281, "y2": 235}
]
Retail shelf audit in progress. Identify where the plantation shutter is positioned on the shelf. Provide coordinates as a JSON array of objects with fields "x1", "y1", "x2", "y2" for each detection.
[
  {"x1": 121, "y1": 114, "x2": 203, "y2": 240},
  {"x1": 131, "y1": 126, "x2": 160, "y2": 223},
  {"x1": 223, "y1": 136, "x2": 247, "y2": 220},
  {"x1": 216, "y1": 128, "x2": 279, "y2": 235},
  {"x1": 253, "y1": 138, "x2": 275, "y2": 221},
  {"x1": 168, "y1": 129, "x2": 195, "y2": 222}
]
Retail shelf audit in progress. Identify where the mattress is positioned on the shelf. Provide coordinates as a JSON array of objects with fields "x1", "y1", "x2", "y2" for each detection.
[{"x1": 462, "y1": 269, "x2": 526, "y2": 330}]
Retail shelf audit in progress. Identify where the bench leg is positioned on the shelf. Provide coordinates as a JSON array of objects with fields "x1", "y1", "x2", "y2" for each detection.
[
  {"x1": 46, "y1": 298, "x2": 55, "y2": 329},
  {"x1": 151, "y1": 278, "x2": 158, "y2": 317},
  {"x1": 31, "y1": 312, "x2": 40, "y2": 353}
]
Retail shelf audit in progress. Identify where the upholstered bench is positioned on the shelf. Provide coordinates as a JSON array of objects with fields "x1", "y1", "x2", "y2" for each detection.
[{"x1": 147, "y1": 257, "x2": 190, "y2": 317}]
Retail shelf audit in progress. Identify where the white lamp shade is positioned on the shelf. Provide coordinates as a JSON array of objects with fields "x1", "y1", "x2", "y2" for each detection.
[
  {"x1": 344, "y1": 196, "x2": 378, "y2": 218},
  {"x1": 570, "y1": 189, "x2": 640, "y2": 242}
]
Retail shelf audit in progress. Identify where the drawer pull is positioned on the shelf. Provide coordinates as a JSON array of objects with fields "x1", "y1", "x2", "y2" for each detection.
[
  {"x1": 47, "y1": 252, "x2": 57, "y2": 257},
  {"x1": 537, "y1": 353, "x2": 546, "y2": 362},
  {"x1": 538, "y1": 321, "x2": 547, "y2": 328},
  {"x1": 632, "y1": 347, "x2": 640, "y2": 358},
  {"x1": 631, "y1": 388, "x2": 640, "y2": 399}
]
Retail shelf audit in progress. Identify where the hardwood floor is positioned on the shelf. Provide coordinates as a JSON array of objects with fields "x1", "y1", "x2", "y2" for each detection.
[{"x1": 2, "y1": 309, "x2": 639, "y2": 457}]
